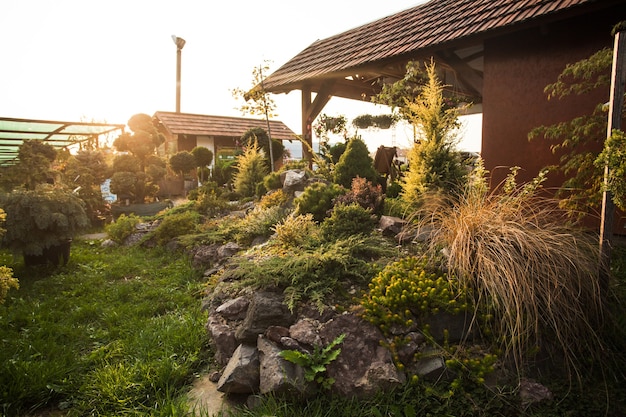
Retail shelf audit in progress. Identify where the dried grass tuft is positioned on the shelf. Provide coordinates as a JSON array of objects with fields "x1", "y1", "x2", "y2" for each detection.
[{"x1": 411, "y1": 166, "x2": 606, "y2": 377}]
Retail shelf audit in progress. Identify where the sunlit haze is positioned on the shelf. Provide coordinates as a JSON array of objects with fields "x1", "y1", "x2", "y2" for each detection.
[{"x1": 0, "y1": 0, "x2": 481, "y2": 153}]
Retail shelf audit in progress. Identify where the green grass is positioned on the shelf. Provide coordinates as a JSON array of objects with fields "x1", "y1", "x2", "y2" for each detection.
[{"x1": 0, "y1": 239, "x2": 209, "y2": 416}]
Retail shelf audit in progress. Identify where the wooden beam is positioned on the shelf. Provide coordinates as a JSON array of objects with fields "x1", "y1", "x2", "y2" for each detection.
[
  {"x1": 599, "y1": 27, "x2": 626, "y2": 291},
  {"x1": 436, "y1": 51, "x2": 483, "y2": 98}
]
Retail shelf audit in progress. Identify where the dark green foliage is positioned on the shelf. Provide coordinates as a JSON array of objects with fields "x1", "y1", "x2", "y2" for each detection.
[
  {"x1": 263, "y1": 171, "x2": 283, "y2": 191},
  {"x1": 334, "y1": 176, "x2": 384, "y2": 215},
  {"x1": 333, "y1": 137, "x2": 378, "y2": 188},
  {"x1": 0, "y1": 185, "x2": 89, "y2": 257},
  {"x1": 105, "y1": 213, "x2": 141, "y2": 244},
  {"x1": 191, "y1": 146, "x2": 213, "y2": 183},
  {"x1": 111, "y1": 153, "x2": 141, "y2": 173},
  {"x1": 280, "y1": 334, "x2": 345, "y2": 390},
  {"x1": 212, "y1": 156, "x2": 237, "y2": 187},
  {"x1": 321, "y1": 203, "x2": 378, "y2": 241},
  {"x1": 1, "y1": 140, "x2": 58, "y2": 191},
  {"x1": 295, "y1": 182, "x2": 346, "y2": 223},
  {"x1": 168, "y1": 150, "x2": 197, "y2": 177},
  {"x1": 328, "y1": 142, "x2": 347, "y2": 164},
  {"x1": 241, "y1": 127, "x2": 285, "y2": 164},
  {"x1": 111, "y1": 114, "x2": 166, "y2": 203},
  {"x1": 64, "y1": 150, "x2": 109, "y2": 224},
  {"x1": 222, "y1": 234, "x2": 392, "y2": 312},
  {"x1": 151, "y1": 210, "x2": 200, "y2": 244}
]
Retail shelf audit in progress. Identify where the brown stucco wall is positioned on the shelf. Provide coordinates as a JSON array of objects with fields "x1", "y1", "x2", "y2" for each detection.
[{"x1": 481, "y1": 12, "x2": 616, "y2": 189}]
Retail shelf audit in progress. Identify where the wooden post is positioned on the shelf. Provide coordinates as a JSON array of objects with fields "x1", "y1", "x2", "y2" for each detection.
[{"x1": 599, "y1": 26, "x2": 626, "y2": 290}]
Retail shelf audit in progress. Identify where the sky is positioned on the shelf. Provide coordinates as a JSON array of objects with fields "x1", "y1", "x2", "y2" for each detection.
[{"x1": 0, "y1": 0, "x2": 481, "y2": 153}]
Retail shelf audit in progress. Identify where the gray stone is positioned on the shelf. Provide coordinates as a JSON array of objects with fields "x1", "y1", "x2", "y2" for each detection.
[
  {"x1": 424, "y1": 311, "x2": 475, "y2": 344},
  {"x1": 216, "y1": 297, "x2": 250, "y2": 320},
  {"x1": 265, "y1": 326, "x2": 290, "y2": 344},
  {"x1": 217, "y1": 344, "x2": 260, "y2": 394},
  {"x1": 207, "y1": 319, "x2": 238, "y2": 365},
  {"x1": 520, "y1": 378, "x2": 553, "y2": 408},
  {"x1": 415, "y1": 354, "x2": 446, "y2": 380},
  {"x1": 281, "y1": 170, "x2": 307, "y2": 193},
  {"x1": 257, "y1": 335, "x2": 309, "y2": 396},
  {"x1": 101, "y1": 239, "x2": 118, "y2": 248},
  {"x1": 289, "y1": 318, "x2": 322, "y2": 347},
  {"x1": 192, "y1": 244, "x2": 220, "y2": 268},
  {"x1": 378, "y1": 215, "x2": 407, "y2": 237},
  {"x1": 217, "y1": 242, "x2": 241, "y2": 261},
  {"x1": 235, "y1": 292, "x2": 295, "y2": 344},
  {"x1": 320, "y1": 313, "x2": 405, "y2": 398}
]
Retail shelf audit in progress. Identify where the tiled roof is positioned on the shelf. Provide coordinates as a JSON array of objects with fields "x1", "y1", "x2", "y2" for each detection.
[
  {"x1": 263, "y1": 0, "x2": 614, "y2": 94},
  {"x1": 153, "y1": 112, "x2": 297, "y2": 141}
]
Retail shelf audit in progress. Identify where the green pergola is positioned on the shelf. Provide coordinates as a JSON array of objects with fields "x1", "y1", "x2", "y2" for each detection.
[{"x1": 0, "y1": 117, "x2": 125, "y2": 166}]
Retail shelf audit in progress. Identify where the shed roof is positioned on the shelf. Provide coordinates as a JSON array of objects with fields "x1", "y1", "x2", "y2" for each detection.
[
  {"x1": 263, "y1": 0, "x2": 618, "y2": 102},
  {"x1": 153, "y1": 112, "x2": 298, "y2": 141},
  {"x1": 0, "y1": 117, "x2": 124, "y2": 166}
]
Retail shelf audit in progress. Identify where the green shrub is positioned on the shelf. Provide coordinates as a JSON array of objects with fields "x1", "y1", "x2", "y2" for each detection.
[
  {"x1": 263, "y1": 171, "x2": 283, "y2": 191},
  {"x1": 105, "y1": 213, "x2": 141, "y2": 244},
  {"x1": 321, "y1": 203, "x2": 377, "y2": 241},
  {"x1": 272, "y1": 213, "x2": 321, "y2": 248},
  {"x1": 333, "y1": 137, "x2": 378, "y2": 188},
  {"x1": 234, "y1": 206, "x2": 286, "y2": 245},
  {"x1": 258, "y1": 189, "x2": 291, "y2": 209},
  {"x1": 295, "y1": 182, "x2": 346, "y2": 223},
  {"x1": 386, "y1": 181, "x2": 402, "y2": 198},
  {"x1": 152, "y1": 210, "x2": 201, "y2": 245}
]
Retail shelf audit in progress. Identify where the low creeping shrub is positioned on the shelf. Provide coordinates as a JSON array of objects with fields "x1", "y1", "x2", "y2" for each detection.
[{"x1": 105, "y1": 213, "x2": 141, "y2": 244}]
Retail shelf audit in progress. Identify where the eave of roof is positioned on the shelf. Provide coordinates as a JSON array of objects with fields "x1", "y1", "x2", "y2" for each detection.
[
  {"x1": 153, "y1": 112, "x2": 298, "y2": 141},
  {"x1": 263, "y1": 0, "x2": 617, "y2": 96}
]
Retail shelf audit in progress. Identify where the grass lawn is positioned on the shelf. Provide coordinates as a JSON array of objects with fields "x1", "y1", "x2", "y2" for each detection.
[{"x1": 0, "y1": 239, "x2": 210, "y2": 416}]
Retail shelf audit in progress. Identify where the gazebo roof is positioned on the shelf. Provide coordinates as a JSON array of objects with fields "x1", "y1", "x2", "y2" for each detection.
[
  {"x1": 262, "y1": 0, "x2": 618, "y2": 103},
  {"x1": 153, "y1": 112, "x2": 298, "y2": 141}
]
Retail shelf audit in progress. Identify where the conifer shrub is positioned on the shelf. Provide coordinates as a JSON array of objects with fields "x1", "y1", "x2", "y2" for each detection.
[
  {"x1": 152, "y1": 210, "x2": 201, "y2": 245},
  {"x1": 105, "y1": 213, "x2": 141, "y2": 244},
  {"x1": 333, "y1": 176, "x2": 384, "y2": 216},
  {"x1": 333, "y1": 137, "x2": 378, "y2": 188},
  {"x1": 263, "y1": 171, "x2": 283, "y2": 191},
  {"x1": 272, "y1": 213, "x2": 321, "y2": 248},
  {"x1": 258, "y1": 189, "x2": 291, "y2": 209},
  {"x1": 1, "y1": 185, "x2": 90, "y2": 259},
  {"x1": 320, "y1": 203, "x2": 377, "y2": 241},
  {"x1": 294, "y1": 182, "x2": 346, "y2": 223},
  {"x1": 233, "y1": 141, "x2": 268, "y2": 198},
  {"x1": 234, "y1": 206, "x2": 286, "y2": 245}
]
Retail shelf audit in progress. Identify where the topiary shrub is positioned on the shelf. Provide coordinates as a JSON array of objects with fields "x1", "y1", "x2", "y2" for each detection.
[
  {"x1": 320, "y1": 203, "x2": 377, "y2": 241},
  {"x1": 294, "y1": 182, "x2": 346, "y2": 223},
  {"x1": 105, "y1": 213, "x2": 142, "y2": 244},
  {"x1": 263, "y1": 171, "x2": 282, "y2": 191}
]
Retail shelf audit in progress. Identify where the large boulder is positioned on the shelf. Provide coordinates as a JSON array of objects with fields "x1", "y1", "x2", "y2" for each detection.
[
  {"x1": 319, "y1": 313, "x2": 405, "y2": 398},
  {"x1": 257, "y1": 335, "x2": 309, "y2": 396}
]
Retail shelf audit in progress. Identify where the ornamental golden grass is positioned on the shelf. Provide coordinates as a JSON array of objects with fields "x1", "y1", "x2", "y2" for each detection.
[{"x1": 409, "y1": 175, "x2": 606, "y2": 378}]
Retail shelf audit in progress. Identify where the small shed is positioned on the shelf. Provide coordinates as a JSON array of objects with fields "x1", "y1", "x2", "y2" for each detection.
[{"x1": 153, "y1": 111, "x2": 298, "y2": 168}]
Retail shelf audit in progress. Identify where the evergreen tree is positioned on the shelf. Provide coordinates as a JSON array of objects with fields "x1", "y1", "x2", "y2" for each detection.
[
  {"x1": 333, "y1": 137, "x2": 378, "y2": 189},
  {"x1": 233, "y1": 140, "x2": 268, "y2": 197},
  {"x1": 400, "y1": 60, "x2": 465, "y2": 204}
]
